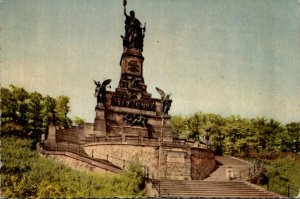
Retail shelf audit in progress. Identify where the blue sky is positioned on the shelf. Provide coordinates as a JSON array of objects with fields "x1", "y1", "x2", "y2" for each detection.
[{"x1": 1, "y1": 0, "x2": 300, "y2": 123}]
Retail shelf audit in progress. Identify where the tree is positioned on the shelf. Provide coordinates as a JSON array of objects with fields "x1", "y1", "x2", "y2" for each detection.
[
  {"x1": 285, "y1": 122, "x2": 300, "y2": 152},
  {"x1": 251, "y1": 117, "x2": 268, "y2": 151},
  {"x1": 55, "y1": 96, "x2": 72, "y2": 128},
  {"x1": 265, "y1": 119, "x2": 284, "y2": 151},
  {"x1": 28, "y1": 92, "x2": 45, "y2": 141},
  {"x1": 0, "y1": 85, "x2": 73, "y2": 139},
  {"x1": 170, "y1": 115, "x2": 186, "y2": 136},
  {"x1": 73, "y1": 116, "x2": 85, "y2": 126},
  {"x1": 185, "y1": 113, "x2": 207, "y2": 141},
  {"x1": 0, "y1": 85, "x2": 29, "y2": 137}
]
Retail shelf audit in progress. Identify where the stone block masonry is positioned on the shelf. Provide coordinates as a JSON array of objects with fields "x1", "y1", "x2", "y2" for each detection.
[{"x1": 84, "y1": 142, "x2": 215, "y2": 180}]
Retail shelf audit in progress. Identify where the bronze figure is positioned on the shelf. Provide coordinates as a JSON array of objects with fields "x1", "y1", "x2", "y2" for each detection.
[
  {"x1": 94, "y1": 79, "x2": 111, "y2": 105},
  {"x1": 121, "y1": 0, "x2": 146, "y2": 51}
]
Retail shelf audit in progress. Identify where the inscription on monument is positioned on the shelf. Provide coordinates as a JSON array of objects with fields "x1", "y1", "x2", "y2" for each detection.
[
  {"x1": 128, "y1": 60, "x2": 139, "y2": 73},
  {"x1": 167, "y1": 151, "x2": 186, "y2": 163},
  {"x1": 112, "y1": 96, "x2": 156, "y2": 111}
]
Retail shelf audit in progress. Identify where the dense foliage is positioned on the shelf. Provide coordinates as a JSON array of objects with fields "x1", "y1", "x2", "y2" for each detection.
[
  {"x1": 0, "y1": 136, "x2": 146, "y2": 198},
  {"x1": 171, "y1": 113, "x2": 300, "y2": 156},
  {"x1": 0, "y1": 85, "x2": 85, "y2": 142}
]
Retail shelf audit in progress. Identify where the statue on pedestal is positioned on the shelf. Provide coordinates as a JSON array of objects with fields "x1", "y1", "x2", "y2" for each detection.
[
  {"x1": 121, "y1": 0, "x2": 146, "y2": 51},
  {"x1": 156, "y1": 87, "x2": 172, "y2": 115},
  {"x1": 50, "y1": 110, "x2": 56, "y2": 125},
  {"x1": 94, "y1": 79, "x2": 111, "y2": 105}
]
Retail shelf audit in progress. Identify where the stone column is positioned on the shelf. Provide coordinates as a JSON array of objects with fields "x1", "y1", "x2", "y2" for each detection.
[
  {"x1": 93, "y1": 105, "x2": 107, "y2": 136},
  {"x1": 47, "y1": 124, "x2": 56, "y2": 143}
]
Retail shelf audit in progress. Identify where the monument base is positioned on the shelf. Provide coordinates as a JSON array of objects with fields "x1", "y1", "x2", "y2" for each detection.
[{"x1": 123, "y1": 125, "x2": 148, "y2": 137}]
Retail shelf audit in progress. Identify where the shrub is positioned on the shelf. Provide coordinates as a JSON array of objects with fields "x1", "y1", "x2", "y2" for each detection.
[{"x1": 0, "y1": 136, "x2": 146, "y2": 198}]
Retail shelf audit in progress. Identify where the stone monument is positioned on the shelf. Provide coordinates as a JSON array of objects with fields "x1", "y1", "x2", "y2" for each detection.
[
  {"x1": 43, "y1": 1, "x2": 217, "y2": 182},
  {"x1": 93, "y1": 0, "x2": 173, "y2": 141}
]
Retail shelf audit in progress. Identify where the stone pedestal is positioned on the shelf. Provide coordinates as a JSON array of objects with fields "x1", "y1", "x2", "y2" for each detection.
[
  {"x1": 93, "y1": 105, "x2": 107, "y2": 136},
  {"x1": 123, "y1": 126, "x2": 148, "y2": 137},
  {"x1": 47, "y1": 124, "x2": 56, "y2": 143},
  {"x1": 120, "y1": 48, "x2": 144, "y2": 77},
  {"x1": 158, "y1": 146, "x2": 191, "y2": 180}
]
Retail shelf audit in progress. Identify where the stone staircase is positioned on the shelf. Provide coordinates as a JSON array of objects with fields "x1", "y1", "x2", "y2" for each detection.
[
  {"x1": 153, "y1": 180, "x2": 282, "y2": 198},
  {"x1": 204, "y1": 156, "x2": 253, "y2": 181}
]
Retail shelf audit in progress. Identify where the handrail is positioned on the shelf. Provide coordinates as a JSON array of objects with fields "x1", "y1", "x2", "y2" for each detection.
[
  {"x1": 41, "y1": 141, "x2": 130, "y2": 169},
  {"x1": 267, "y1": 178, "x2": 299, "y2": 197},
  {"x1": 83, "y1": 134, "x2": 208, "y2": 149},
  {"x1": 39, "y1": 141, "x2": 152, "y2": 180},
  {"x1": 38, "y1": 142, "x2": 122, "y2": 172},
  {"x1": 237, "y1": 163, "x2": 259, "y2": 181},
  {"x1": 238, "y1": 161, "x2": 298, "y2": 197}
]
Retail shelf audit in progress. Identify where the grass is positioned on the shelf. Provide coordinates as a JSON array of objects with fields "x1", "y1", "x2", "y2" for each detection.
[
  {"x1": 1, "y1": 136, "x2": 146, "y2": 198},
  {"x1": 264, "y1": 154, "x2": 300, "y2": 197}
]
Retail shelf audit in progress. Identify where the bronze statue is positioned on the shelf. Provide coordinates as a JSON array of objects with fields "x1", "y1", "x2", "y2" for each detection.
[
  {"x1": 50, "y1": 110, "x2": 56, "y2": 125},
  {"x1": 121, "y1": 0, "x2": 146, "y2": 51},
  {"x1": 156, "y1": 87, "x2": 172, "y2": 115},
  {"x1": 94, "y1": 79, "x2": 111, "y2": 105}
]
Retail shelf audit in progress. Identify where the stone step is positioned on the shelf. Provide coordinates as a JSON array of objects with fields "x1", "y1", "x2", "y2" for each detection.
[
  {"x1": 159, "y1": 193, "x2": 276, "y2": 197},
  {"x1": 153, "y1": 180, "x2": 281, "y2": 198},
  {"x1": 159, "y1": 190, "x2": 274, "y2": 195}
]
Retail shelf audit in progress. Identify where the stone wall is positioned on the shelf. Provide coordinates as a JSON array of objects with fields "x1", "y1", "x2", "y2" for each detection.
[
  {"x1": 46, "y1": 154, "x2": 114, "y2": 174},
  {"x1": 159, "y1": 146, "x2": 191, "y2": 180},
  {"x1": 84, "y1": 143, "x2": 160, "y2": 179},
  {"x1": 83, "y1": 143, "x2": 200, "y2": 180},
  {"x1": 56, "y1": 127, "x2": 89, "y2": 143},
  {"x1": 190, "y1": 147, "x2": 216, "y2": 180},
  {"x1": 37, "y1": 144, "x2": 118, "y2": 174}
]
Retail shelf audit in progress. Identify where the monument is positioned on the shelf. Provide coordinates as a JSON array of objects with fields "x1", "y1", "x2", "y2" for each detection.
[
  {"x1": 39, "y1": 3, "x2": 281, "y2": 197},
  {"x1": 43, "y1": 0, "x2": 216, "y2": 182},
  {"x1": 93, "y1": 0, "x2": 174, "y2": 141}
]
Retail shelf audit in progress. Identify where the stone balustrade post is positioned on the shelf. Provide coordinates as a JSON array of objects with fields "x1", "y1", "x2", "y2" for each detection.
[{"x1": 122, "y1": 134, "x2": 126, "y2": 143}]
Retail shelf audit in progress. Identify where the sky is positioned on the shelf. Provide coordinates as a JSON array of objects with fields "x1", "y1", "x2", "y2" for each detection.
[{"x1": 1, "y1": 0, "x2": 300, "y2": 124}]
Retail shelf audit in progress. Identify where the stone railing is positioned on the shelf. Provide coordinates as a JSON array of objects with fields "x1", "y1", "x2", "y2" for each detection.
[
  {"x1": 38, "y1": 141, "x2": 151, "y2": 179},
  {"x1": 83, "y1": 134, "x2": 207, "y2": 149},
  {"x1": 37, "y1": 142, "x2": 122, "y2": 173}
]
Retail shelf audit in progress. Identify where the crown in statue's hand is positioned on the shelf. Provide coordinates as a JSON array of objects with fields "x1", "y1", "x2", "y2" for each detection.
[{"x1": 123, "y1": 0, "x2": 127, "y2": 7}]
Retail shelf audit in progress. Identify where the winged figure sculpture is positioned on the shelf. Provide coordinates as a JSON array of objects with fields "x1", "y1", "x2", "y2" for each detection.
[
  {"x1": 156, "y1": 87, "x2": 172, "y2": 115},
  {"x1": 94, "y1": 79, "x2": 112, "y2": 105}
]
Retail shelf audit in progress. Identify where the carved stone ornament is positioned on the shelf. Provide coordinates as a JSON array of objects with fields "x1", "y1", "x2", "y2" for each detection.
[{"x1": 123, "y1": 113, "x2": 147, "y2": 128}]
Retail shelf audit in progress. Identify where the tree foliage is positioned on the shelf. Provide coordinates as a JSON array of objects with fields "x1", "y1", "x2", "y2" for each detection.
[
  {"x1": 171, "y1": 112, "x2": 300, "y2": 157},
  {"x1": 0, "y1": 137, "x2": 146, "y2": 198},
  {"x1": 0, "y1": 85, "x2": 80, "y2": 141},
  {"x1": 74, "y1": 116, "x2": 85, "y2": 126}
]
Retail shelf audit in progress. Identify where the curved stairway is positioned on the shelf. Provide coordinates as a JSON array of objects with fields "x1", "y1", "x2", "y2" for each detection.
[{"x1": 204, "y1": 156, "x2": 253, "y2": 181}]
